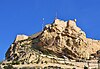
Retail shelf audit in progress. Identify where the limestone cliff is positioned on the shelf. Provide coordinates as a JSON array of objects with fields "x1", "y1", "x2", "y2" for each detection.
[{"x1": 5, "y1": 19, "x2": 100, "y2": 64}]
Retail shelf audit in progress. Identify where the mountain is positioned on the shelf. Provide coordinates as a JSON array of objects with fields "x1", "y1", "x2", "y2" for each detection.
[{"x1": 2, "y1": 19, "x2": 100, "y2": 68}]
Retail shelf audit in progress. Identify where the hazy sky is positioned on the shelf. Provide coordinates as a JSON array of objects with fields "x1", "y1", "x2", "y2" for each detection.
[{"x1": 0, "y1": 0, "x2": 100, "y2": 61}]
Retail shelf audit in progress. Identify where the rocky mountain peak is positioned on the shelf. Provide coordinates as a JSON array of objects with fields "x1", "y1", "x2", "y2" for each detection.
[
  {"x1": 5, "y1": 18, "x2": 100, "y2": 65},
  {"x1": 39, "y1": 19, "x2": 88, "y2": 59}
]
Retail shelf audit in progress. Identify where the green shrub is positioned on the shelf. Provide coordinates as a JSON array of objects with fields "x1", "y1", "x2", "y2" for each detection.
[
  {"x1": 84, "y1": 66, "x2": 88, "y2": 69},
  {"x1": 3, "y1": 64, "x2": 15, "y2": 69},
  {"x1": 0, "y1": 61, "x2": 2, "y2": 64},
  {"x1": 12, "y1": 61, "x2": 20, "y2": 65},
  {"x1": 36, "y1": 58, "x2": 40, "y2": 64},
  {"x1": 20, "y1": 67, "x2": 30, "y2": 69},
  {"x1": 41, "y1": 61, "x2": 43, "y2": 64},
  {"x1": 45, "y1": 61, "x2": 47, "y2": 64}
]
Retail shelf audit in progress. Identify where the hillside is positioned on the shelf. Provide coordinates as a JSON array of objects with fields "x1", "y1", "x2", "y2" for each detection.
[{"x1": 2, "y1": 19, "x2": 100, "y2": 69}]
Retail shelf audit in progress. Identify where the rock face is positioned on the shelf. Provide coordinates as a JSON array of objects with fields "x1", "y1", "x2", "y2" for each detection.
[
  {"x1": 5, "y1": 19, "x2": 100, "y2": 64},
  {"x1": 15, "y1": 35, "x2": 28, "y2": 42}
]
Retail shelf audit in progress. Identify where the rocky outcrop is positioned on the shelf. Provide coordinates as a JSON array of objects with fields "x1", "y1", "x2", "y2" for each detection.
[
  {"x1": 15, "y1": 35, "x2": 28, "y2": 42},
  {"x1": 5, "y1": 19, "x2": 100, "y2": 64},
  {"x1": 36, "y1": 19, "x2": 100, "y2": 59}
]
